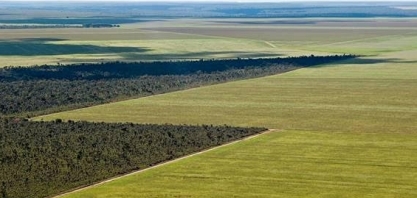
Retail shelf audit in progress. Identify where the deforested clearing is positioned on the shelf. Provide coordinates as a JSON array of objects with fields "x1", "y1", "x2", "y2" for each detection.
[
  {"x1": 2, "y1": 2, "x2": 417, "y2": 197},
  {"x1": 61, "y1": 131, "x2": 417, "y2": 198},
  {"x1": 38, "y1": 18, "x2": 417, "y2": 197}
]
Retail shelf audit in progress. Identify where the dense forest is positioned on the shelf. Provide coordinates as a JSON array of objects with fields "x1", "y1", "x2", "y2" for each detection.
[
  {"x1": 0, "y1": 55, "x2": 355, "y2": 116},
  {"x1": 1, "y1": 55, "x2": 354, "y2": 81},
  {"x1": 0, "y1": 118, "x2": 266, "y2": 198}
]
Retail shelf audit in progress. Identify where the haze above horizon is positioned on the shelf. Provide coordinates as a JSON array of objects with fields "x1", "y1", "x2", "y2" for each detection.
[{"x1": 1, "y1": 0, "x2": 415, "y2": 2}]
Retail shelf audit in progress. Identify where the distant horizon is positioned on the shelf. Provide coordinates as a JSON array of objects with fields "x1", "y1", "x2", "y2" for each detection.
[{"x1": 1, "y1": 0, "x2": 416, "y2": 2}]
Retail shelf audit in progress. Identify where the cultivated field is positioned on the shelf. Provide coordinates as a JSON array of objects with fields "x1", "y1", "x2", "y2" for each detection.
[
  {"x1": 0, "y1": 21, "x2": 311, "y2": 67},
  {"x1": 34, "y1": 18, "x2": 417, "y2": 197},
  {"x1": 36, "y1": 50, "x2": 417, "y2": 134},
  {"x1": 61, "y1": 131, "x2": 417, "y2": 198},
  {"x1": 4, "y1": 18, "x2": 417, "y2": 67}
]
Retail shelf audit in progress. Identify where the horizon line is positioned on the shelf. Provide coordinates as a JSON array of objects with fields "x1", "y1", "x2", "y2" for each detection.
[{"x1": 0, "y1": 0, "x2": 415, "y2": 2}]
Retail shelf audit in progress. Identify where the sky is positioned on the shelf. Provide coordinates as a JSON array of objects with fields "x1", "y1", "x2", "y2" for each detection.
[{"x1": 4, "y1": 0, "x2": 416, "y2": 2}]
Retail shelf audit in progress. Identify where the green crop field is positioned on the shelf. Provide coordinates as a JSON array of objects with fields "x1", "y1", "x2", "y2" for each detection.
[
  {"x1": 4, "y1": 18, "x2": 417, "y2": 67},
  {"x1": 34, "y1": 18, "x2": 417, "y2": 197},
  {"x1": 36, "y1": 50, "x2": 417, "y2": 134},
  {"x1": 61, "y1": 131, "x2": 417, "y2": 198},
  {"x1": 0, "y1": 20, "x2": 315, "y2": 67},
  {"x1": 0, "y1": 37, "x2": 292, "y2": 67},
  {"x1": 0, "y1": 29, "x2": 304, "y2": 67}
]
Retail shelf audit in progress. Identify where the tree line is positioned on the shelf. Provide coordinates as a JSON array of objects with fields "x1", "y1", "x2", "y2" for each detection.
[
  {"x1": 0, "y1": 118, "x2": 266, "y2": 198},
  {"x1": 0, "y1": 55, "x2": 355, "y2": 81},
  {"x1": 0, "y1": 66, "x2": 297, "y2": 116},
  {"x1": 0, "y1": 55, "x2": 355, "y2": 117}
]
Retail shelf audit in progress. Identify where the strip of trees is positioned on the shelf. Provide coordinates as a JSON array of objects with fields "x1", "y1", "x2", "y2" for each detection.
[
  {"x1": 0, "y1": 118, "x2": 266, "y2": 198},
  {"x1": 0, "y1": 55, "x2": 355, "y2": 116},
  {"x1": 1, "y1": 55, "x2": 355, "y2": 81}
]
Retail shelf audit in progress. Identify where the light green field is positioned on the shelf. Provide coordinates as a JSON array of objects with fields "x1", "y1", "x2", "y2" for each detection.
[
  {"x1": 36, "y1": 50, "x2": 417, "y2": 134},
  {"x1": 62, "y1": 131, "x2": 417, "y2": 198},
  {"x1": 35, "y1": 19, "x2": 417, "y2": 197},
  {"x1": 0, "y1": 24, "x2": 311, "y2": 67},
  {"x1": 48, "y1": 38, "x2": 316, "y2": 61},
  {"x1": 0, "y1": 38, "x2": 290, "y2": 67},
  {"x1": 0, "y1": 32, "x2": 309, "y2": 67},
  {"x1": 3, "y1": 18, "x2": 417, "y2": 67},
  {"x1": 295, "y1": 33, "x2": 417, "y2": 55}
]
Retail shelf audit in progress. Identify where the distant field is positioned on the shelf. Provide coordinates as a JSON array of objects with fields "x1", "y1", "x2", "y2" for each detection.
[
  {"x1": 61, "y1": 131, "x2": 417, "y2": 198},
  {"x1": 144, "y1": 26, "x2": 414, "y2": 43},
  {"x1": 0, "y1": 28, "x2": 305, "y2": 67},
  {"x1": 3, "y1": 18, "x2": 417, "y2": 67},
  {"x1": 143, "y1": 19, "x2": 417, "y2": 56},
  {"x1": 0, "y1": 28, "x2": 201, "y2": 41}
]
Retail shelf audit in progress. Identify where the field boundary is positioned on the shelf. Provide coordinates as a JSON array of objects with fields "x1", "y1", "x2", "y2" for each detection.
[
  {"x1": 52, "y1": 129, "x2": 278, "y2": 198},
  {"x1": 264, "y1": 41, "x2": 277, "y2": 48},
  {"x1": 32, "y1": 66, "x2": 302, "y2": 121}
]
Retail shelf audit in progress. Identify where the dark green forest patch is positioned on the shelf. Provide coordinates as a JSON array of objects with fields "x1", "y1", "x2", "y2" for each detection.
[{"x1": 0, "y1": 118, "x2": 266, "y2": 198}]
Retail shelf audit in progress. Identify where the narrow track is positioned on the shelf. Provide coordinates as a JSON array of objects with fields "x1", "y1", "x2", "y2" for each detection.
[{"x1": 264, "y1": 41, "x2": 277, "y2": 48}]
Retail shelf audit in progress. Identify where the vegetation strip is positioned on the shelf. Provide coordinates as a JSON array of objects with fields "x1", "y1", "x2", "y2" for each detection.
[
  {"x1": 0, "y1": 55, "x2": 354, "y2": 117},
  {"x1": 0, "y1": 118, "x2": 266, "y2": 198},
  {"x1": 54, "y1": 129, "x2": 276, "y2": 198},
  {"x1": 0, "y1": 55, "x2": 353, "y2": 81}
]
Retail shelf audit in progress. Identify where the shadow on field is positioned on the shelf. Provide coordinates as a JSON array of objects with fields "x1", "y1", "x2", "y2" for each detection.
[
  {"x1": 0, "y1": 38, "x2": 150, "y2": 56},
  {"x1": 316, "y1": 57, "x2": 417, "y2": 68},
  {"x1": 0, "y1": 18, "x2": 154, "y2": 25},
  {"x1": 359, "y1": 58, "x2": 417, "y2": 64},
  {"x1": 211, "y1": 19, "x2": 373, "y2": 25},
  {"x1": 120, "y1": 51, "x2": 283, "y2": 60},
  {"x1": 212, "y1": 20, "x2": 317, "y2": 25},
  {"x1": 17, "y1": 38, "x2": 68, "y2": 42}
]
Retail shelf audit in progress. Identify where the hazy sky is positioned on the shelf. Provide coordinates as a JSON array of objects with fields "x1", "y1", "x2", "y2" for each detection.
[{"x1": 4, "y1": 0, "x2": 415, "y2": 2}]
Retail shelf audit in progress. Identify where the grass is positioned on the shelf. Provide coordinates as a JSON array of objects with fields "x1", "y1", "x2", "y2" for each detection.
[
  {"x1": 0, "y1": 30, "x2": 314, "y2": 67},
  {"x1": 28, "y1": 18, "x2": 417, "y2": 197},
  {"x1": 4, "y1": 18, "x2": 417, "y2": 67},
  {"x1": 295, "y1": 33, "x2": 417, "y2": 55},
  {"x1": 61, "y1": 131, "x2": 417, "y2": 198},
  {"x1": 51, "y1": 38, "x2": 321, "y2": 60},
  {"x1": 35, "y1": 50, "x2": 417, "y2": 134},
  {"x1": 0, "y1": 38, "x2": 306, "y2": 67},
  {"x1": 144, "y1": 26, "x2": 414, "y2": 44},
  {"x1": 0, "y1": 28, "x2": 203, "y2": 41}
]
